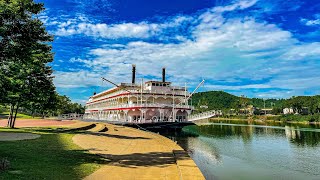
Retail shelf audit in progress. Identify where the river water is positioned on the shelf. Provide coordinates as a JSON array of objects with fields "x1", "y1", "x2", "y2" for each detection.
[{"x1": 161, "y1": 120, "x2": 320, "y2": 180}]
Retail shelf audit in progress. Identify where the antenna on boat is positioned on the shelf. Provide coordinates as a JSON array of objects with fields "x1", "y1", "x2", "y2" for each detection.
[
  {"x1": 170, "y1": 79, "x2": 205, "y2": 121},
  {"x1": 101, "y1": 77, "x2": 133, "y2": 94},
  {"x1": 186, "y1": 79, "x2": 205, "y2": 102},
  {"x1": 93, "y1": 87, "x2": 97, "y2": 95}
]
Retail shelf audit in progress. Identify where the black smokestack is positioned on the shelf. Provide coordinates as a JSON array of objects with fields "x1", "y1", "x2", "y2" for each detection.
[
  {"x1": 162, "y1": 67, "x2": 165, "y2": 82},
  {"x1": 132, "y1": 64, "x2": 136, "y2": 84}
]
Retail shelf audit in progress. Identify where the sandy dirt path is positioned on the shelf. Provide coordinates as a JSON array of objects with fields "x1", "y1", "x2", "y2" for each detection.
[{"x1": 73, "y1": 123, "x2": 204, "y2": 180}]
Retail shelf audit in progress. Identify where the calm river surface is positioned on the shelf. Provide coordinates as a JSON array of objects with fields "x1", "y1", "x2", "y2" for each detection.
[{"x1": 161, "y1": 120, "x2": 320, "y2": 180}]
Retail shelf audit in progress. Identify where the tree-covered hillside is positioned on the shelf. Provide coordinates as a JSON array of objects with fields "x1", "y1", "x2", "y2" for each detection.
[
  {"x1": 190, "y1": 91, "x2": 320, "y2": 114},
  {"x1": 190, "y1": 91, "x2": 239, "y2": 111}
]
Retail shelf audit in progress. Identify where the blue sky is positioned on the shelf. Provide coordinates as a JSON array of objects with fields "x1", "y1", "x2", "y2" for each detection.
[{"x1": 36, "y1": 0, "x2": 320, "y2": 104}]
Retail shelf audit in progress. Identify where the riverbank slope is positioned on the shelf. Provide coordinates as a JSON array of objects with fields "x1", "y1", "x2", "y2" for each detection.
[{"x1": 206, "y1": 117, "x2": 320, "y2": 125}]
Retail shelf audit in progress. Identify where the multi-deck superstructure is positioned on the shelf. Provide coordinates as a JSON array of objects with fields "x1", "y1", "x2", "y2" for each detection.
[{"x1": 84, "y1": 65, "x2": 193, "y2": 123}]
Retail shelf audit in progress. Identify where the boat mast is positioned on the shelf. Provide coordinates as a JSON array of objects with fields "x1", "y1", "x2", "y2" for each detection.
[
  {"x1": 185, "y1": 82, "x2": 187, "y2": 105},
  {"x1": 101, "y1": 77, "x2": 133, "y2": 94},
  {"x1": 186, "y1": 79, "x2": 205, "y2": 102},
  {"x1": 172, "y1": 88, "x2": 175, "y2": 122}
]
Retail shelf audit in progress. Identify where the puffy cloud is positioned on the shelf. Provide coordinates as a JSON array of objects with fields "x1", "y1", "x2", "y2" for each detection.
[
  {"x1": 53, "y1": 70, "x2": 102, "y2": 88},
  {"x1": 50, "y1": 0, "x2": 320, "y2": 99},
  {"x1": 213, "y1": 0, "x2": 258, "y2": 13},
  {"x1": 50, "y1": 13, "x2": 194, "y2": 39},
  {"x1": 48, "y1": 1, "x2": 258, "y2": 39},
  {"x1": 55, "y1": 22, "x2": 160, "y2": 38},
  {"x1": 300, "y1": 18, "x2": 320, "y2": 26},
  {"x1": 205, "y1": 84, "x2": 272, "y2": 90},
  {"x1": 280, "y1": 42, "x2": 320, "y2": 60}
]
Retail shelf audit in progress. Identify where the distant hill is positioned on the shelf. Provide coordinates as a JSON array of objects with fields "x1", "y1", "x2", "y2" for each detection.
[
  {"x1": 190, "y1": 91, "x2": 285, "y2": 112},
  {"x1": 190, "y1": 91, "x2": 239, "y2": 110}
]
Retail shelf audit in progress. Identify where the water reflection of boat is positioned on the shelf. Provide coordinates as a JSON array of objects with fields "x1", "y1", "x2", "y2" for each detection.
[
  {"x1": 285, "y1": 126, "x2": 299, "y2": 140},
  {"x1": 187, "y1": 137, "x2": 222, "y2": 164},
  {"x1": 284, "y1": 126, "x2": 320, "y2": 146}
]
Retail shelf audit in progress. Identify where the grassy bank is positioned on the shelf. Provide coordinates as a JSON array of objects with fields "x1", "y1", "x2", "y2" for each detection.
[
  {"x1": 218, "y1": 114, "x2": 320, "y2": 123},
  {"x1": 0, "y1": 112, "x2": 41, "y2": 120},
  {"x1": 0, "y1": 128, "x2": 105, "y2": 180}
]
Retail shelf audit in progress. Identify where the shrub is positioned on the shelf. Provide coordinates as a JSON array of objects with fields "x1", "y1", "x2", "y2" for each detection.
[
  {"x1": 279, "y1": 114, "x2": 320, "y2": 122},
  {"x1": 0, "y1": 105, "x2": 7, "y2": 113},
  {"x1": 0, "y1": 158, "x2": 10, "y2": 171},
  {"x1": 266, "y1": 116, "x2": 281, "y2": 121}
]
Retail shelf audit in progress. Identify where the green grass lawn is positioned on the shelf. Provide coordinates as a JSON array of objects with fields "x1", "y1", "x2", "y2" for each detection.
[
  {"x1": 0, "y1": 128, "x2": 106, "y2": 180},
  {"x1": 0, "y1": 112, "x2": 40, "y2": 120}
]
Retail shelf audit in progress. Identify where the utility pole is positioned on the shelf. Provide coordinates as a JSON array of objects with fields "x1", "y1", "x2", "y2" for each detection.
[
  {"x1": 185, "y1": 82, "x2": 187, "y2": 105},
  {"x1": 172, "y1": 88, "x2": 175, "y2": 122},
  {"x1": 264, "y1": 99, "x2": 266, "y2": 115},
  {"x1": 141, "y1": 78, "x2": 143, "y2": 105}
]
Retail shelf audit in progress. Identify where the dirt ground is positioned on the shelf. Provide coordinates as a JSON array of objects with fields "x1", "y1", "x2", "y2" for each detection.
[{"x1": 74, "y1": 123, "x2": 205, "y2": 180}]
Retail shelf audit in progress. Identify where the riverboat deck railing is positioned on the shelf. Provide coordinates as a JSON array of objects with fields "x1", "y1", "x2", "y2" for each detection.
[
  {"x1": 188, "y1": 110, "x2": 222, "y2": 121},
  {"x1": 57, "y1": 113, "x2": 84, "y2": 120},
  {"x1": 92, "y1": 89, "x2": 189, "y2": 102},
  {"x1": 85, "y1": 103, "x2": 193, "y2": 112}
]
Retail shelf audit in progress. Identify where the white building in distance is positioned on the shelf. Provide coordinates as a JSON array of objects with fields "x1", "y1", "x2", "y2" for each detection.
[{"x1": 283, "y1": 107, "x2": 294, "y2": 115}]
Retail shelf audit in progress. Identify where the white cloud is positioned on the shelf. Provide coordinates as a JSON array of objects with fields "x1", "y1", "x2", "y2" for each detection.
[
  {"x1": 213, "y1": 0, "x2": 258, "y2": 13},
  {"x1": 300, "y1": 18, "x2": 320, "y2": 26},
  {"x1": 205, "y1": 84, "x2": 272, "y2": 90},
  {"x1": 280, "y1": 42, "x2": 320, "y2": 60},
  {"x1": 55, "y1": 22, "x2": 160, "y2": 38},
  {"x1": 51, "y1": 0, "x2": 320, "y2": 99},
  {"x1": 256, "y1": 90, "x2": 293, "y2": 98},
  {"x1": 53, "y1": 70, "x2": 104, "y2": 88},
  {"x1": 52, "y1": 14, "x2": 194, "y2": 39},
  {"x1": 51, "y1": 1, "x2": 258, "y2": 39},
  {"x1": 73, "y1": 17, "x2": 303, "y2": 83}
]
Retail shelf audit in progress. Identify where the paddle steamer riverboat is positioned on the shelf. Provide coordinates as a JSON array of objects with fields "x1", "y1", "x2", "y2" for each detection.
[{"x1": 84, "y1": 65, "x2": 193, "y2": 123}]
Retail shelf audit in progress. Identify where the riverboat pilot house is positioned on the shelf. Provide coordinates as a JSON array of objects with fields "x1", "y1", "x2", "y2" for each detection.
[{"x1": 84, "y1": 65, "x2": 193, "y2": 123}]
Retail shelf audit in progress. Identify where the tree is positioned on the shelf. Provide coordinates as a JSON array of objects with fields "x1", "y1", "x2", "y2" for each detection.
[
  {"x1": 54, "y1": 95, "x2": 85, "y2": 115},
  {"x1": 0, "y1": 72, "x2": 8, "y2": 101},
  {"x1": 239, "y1": 95, "x2": 249, "y2": 108},
  {"x1": 0, "y1": 0, "x2": 54, "y2": 128}
]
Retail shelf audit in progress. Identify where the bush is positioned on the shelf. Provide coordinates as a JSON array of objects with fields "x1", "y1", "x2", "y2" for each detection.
[
  {"x1": 221, "y1": 114, "x2": 249, "y2": 119},
  {"x1": 0, "y1": 105, "x2": 7, "y2": 113},
  {"x1": 0, "y1": 158, "x2": 10, "y2": 171},
  {"x1": 266, "y1": 116, "x2": 281, "y2": 121},
  {"x1": 279, "y1": 114, "x2": 320, "y2": 122}
]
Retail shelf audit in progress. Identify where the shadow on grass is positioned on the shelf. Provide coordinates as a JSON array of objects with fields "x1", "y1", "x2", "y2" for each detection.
[{"x1": 0, "y1": 132, "x2": 108, "y2": 180}]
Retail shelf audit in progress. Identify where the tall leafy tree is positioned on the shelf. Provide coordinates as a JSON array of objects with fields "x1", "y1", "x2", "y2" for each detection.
[
  {"x1": 55, "y1": 95, "x2": 85, "y2": 115},
  {"x1": 0, "y1": 0, "x2": 54, "y2": 128}
]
